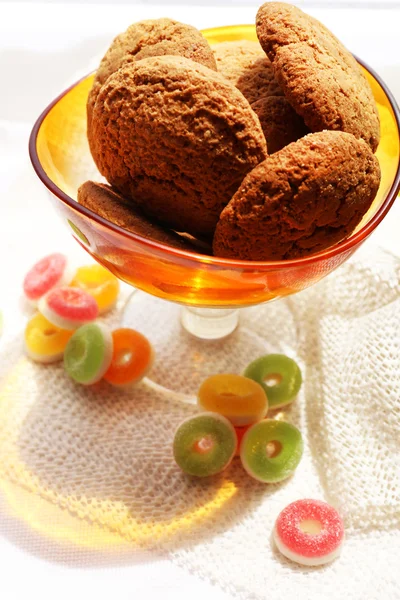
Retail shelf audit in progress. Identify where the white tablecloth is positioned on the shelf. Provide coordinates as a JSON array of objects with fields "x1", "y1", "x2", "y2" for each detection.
[{"x1": 1, "y1": 4, "x2": 399, "y2": 599}]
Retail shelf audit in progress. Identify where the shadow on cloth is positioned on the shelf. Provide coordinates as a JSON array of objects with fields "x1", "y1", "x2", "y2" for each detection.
[{"x1": 0, "y1": 334, "x2": 292, "y2": 561}]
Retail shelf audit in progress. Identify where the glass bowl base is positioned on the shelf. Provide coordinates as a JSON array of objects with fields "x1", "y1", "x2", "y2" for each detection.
[{"x1": 121, "y1": 290, "x2": 269, "y2": 398}]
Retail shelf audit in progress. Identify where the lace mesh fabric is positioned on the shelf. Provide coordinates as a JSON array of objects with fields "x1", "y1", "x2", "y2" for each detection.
[{"x1": 0, "y1": 245, "x2": 399, "y2": 598}]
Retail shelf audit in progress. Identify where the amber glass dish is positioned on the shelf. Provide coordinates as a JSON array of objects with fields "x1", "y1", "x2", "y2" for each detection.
[{"x1": 29, "y1": 25, "x2": 400, "y2": 309}]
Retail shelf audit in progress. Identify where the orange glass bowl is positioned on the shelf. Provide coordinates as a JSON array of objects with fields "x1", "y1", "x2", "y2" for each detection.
[{"x1": 29, "y1": 25, "x2": 400, "y2": 309}]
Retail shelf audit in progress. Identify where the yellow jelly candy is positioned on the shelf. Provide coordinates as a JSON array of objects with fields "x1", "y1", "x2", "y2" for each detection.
[
  {"x1": 71, "y1": 264, "x2": 120, "y2": 314},
  {"x1": 197, "y1": 373, "x2": 268, "y2": 427},
  {"x1": 25, "y1": 313, "x2": 73, "y2": 363}
]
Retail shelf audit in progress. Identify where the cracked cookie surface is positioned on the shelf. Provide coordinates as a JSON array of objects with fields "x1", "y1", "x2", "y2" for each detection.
[
  {"x1": 89, "y1": 55, "x2": 267, "y2": 238},
  {"x1": 87, "y1": 18, "x2": 217, "y2": 125},
  {"x1": 256, "y1": 2, "x2": 380, "y2": 151},
  {"x1": 213, "y1": 131, "x2": 381, "y2": 260},
  {"x1": 213, "y1": 40, "x2": 308, "y2": 153}
]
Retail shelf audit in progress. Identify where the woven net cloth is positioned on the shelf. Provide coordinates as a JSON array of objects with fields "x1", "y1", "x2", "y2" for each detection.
[{"x1": 0, "y1": 242, "x2": 399, "y2": 599}]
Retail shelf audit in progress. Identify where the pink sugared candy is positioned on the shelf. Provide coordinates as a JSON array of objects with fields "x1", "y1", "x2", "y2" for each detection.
[
  {"x1": 38, "y1": 287, "x2": 99, "y2": 330},
  {"x1": 273, "y1": 499, "x2": 344, "y2": 566},
  {"x1": 23, "y1": 253, "x2": 73, "y2": 304}
]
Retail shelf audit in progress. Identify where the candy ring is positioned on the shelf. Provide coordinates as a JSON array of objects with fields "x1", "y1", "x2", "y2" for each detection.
[
  {"x1": 273, "y1": 499, "x2": 345, "y2": 566},
  {"x1": 24, "y1": 313, "x2": 73, "y2": 363},
  {"x1": 64, "y1": 323, "x2": 113, "y2": 385},
  {"x1": 23, "y1": 253, "x2": 73, "y2": 304},
  {"x1": 173, "y1": 412, "x2": 237, "y2": 477},
  {"x1": 197, "y1": 374, "x2": 268, "y2": 427},
  {"x1": 71, "y1": 264, "x2": 120, "y2": 315},
  {"x1": 38, "y1": 287, "x2": 99, "y2": 330},
  {"x1": 240, "y1": 419, "x2": 303, "y2": 482},
  {"x1": 243, "y1": 354, "x2": 302, "y2": 409},
  {"x1": 104, "y1": 328, "x2": 154, "y2": 387}
]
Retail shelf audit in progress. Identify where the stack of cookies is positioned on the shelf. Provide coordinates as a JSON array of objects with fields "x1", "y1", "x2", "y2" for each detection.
[{"x1": 80, "y1": 2, "x2": 381, "y2": 261}]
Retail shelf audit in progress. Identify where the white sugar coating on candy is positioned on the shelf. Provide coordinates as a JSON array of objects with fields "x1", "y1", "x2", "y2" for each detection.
[
  {"x1": 25, "y1": 346, "x2": 65, "y2": 364},
  {"x1": 64, "y1": 322, "x2": 113, "y2": 385},
  {"x1": 23, "y1": 253, "x2": 74, "y2": 305},
  {"x1": 60, "y1": 262, "x2": 76, "y2": 288},
  {"x1": 79, "y1": 323, "x2": 114, "y2": 385},
  {"x1": 273, "y1": 526, "x2": 343, "y2": 566},
  {"x1": 38, "y1": 287, "x2": 99, "y2": 330},
  {"x1": 273, "y1": 499, "x2": 345, "y2": 566}
]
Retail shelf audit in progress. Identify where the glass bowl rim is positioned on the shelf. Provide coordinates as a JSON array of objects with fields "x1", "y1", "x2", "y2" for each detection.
[{"x1": 29, "y1": 37, "x2": 400, "y2": 270}]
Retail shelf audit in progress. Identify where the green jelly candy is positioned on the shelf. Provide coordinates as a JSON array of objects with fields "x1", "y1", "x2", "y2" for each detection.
[
  {"x1": 240, "y1": 419, "x2": 303, "y2": 483},
  {"x1": 64, "y1": 322, "x2": 113, "y2": 385},
  {"x1": 173, "y1": 412, "x2": 237, "y2": 477},
  {"x1": 243, "y1": 353, "x2": 302, "y2": 409}
]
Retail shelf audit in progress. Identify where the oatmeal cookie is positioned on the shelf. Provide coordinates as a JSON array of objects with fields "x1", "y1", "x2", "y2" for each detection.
[
  {"x1": 87, "y1": 18, "x2": 216, "y2": 124},
  {"x1": 213, "y1": 131, "x2": 381, "y2": 260},
  {"x1": 256, "y1": 2, "x2": 380, "y2": 151},
  {"x1": 89, "y1": 55, "x2": 267, "y2": 237},
  {"x1": 214, "y1": 40, "x2": 308, "y2": 152},
  {"x1": 78, "y1": 181, "x2": 211, "y2": 253}
]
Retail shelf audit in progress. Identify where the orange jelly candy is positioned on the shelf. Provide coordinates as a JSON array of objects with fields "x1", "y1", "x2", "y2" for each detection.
[
  {"x1": 197, "y1": 374, "x2": 268, "y2": 427},
  {"x1": 104, "y1": 328, "x2": 154, "y2": 387},
  {"x1": 234, "y1": 425, "x2": 252, "y2": 457},
  {"x1": 71, "y1": 264, "x2": 120, "y2": 314}
]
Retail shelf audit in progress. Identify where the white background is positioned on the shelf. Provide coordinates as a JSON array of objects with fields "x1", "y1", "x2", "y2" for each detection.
[{"x1": 1, "y1": 2, "x2": 399, "y2": 600}]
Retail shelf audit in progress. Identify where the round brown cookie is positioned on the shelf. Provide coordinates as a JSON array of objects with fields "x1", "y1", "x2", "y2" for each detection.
[
  {"x1": 256, "y1": 2, "x2": 380, "y2": 152},
  {"x1": 78, "y1": 181, "x2": 212, "y2": 254},
  {"x1": 213, "y1": 40, "x2": 308, "y2": 153},
  {"x1": 87, "y1": 18, "x2": 216, "y2": 125},
  {"x1": 213, "y1": 40, "x2": 281, "y2": 103},
  {"x1": 213, "y1": 131, "x2": 381, "y2": 261},
  {"x1": 89, "y1": 55, "x2": 268, "y2": 238},
  {"x1": 251, "y1": 95, "x2": 308, "y2": 154}
]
